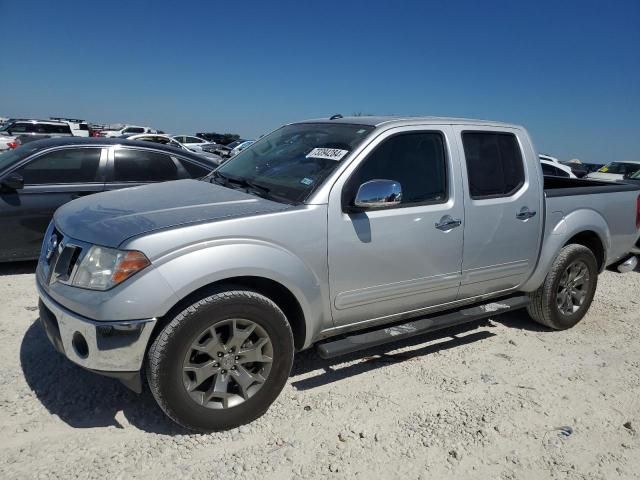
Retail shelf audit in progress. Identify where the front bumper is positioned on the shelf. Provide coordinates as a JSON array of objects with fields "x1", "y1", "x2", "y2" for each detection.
[{"x1": 37, "y1": 282, "x2": 157, "y2": 388}]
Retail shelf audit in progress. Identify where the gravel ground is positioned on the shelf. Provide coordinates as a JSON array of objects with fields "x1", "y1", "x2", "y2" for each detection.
[{"x1": 0, "y1": 261, "x2": 639, "y2": 479}]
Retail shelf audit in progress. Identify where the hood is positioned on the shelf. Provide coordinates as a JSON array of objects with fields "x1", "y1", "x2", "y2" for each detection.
[
  {"x1": 54, "y1": 179, "x2": 293, "y2": 247},
  {"x1": 585, "y1": 172, "x2": 623, "y2": 182}
]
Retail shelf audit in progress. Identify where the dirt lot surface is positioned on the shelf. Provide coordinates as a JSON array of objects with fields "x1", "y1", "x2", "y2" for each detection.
[{"x1": 0, "y1": 262, "x2": 639, "y2": 479}]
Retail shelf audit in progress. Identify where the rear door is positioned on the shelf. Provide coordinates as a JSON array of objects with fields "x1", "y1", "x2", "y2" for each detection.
[
  {"x1": 327, "y1": 125, "x2": 465, "y2": 327},
  {"x1": 104, "y1": 146, "x2": 186, "y2": 191},
  {"x1": 0, "y1": 147, "x2": 106, "y2": 260},
  {"x1": 453, "y1": 126, "x2": 543, "y2": 298}
]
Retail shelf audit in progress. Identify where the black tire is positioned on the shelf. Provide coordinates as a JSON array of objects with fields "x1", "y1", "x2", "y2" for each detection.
[
  {"x1": 526, "y1": 244, "x2": 598, "y2": 330},
  {"x1": 146, "y1": 287, "x2": 294, "y2": 432}
]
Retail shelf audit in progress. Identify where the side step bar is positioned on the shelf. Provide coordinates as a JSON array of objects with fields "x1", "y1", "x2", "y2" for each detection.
[{"x1": 316, "y1": 295, "x2": 530, "y2": 359}]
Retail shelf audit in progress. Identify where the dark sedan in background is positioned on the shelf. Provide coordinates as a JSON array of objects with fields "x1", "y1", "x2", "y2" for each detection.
[{"x1": 0, "y1": 138, "x2": 218, "y2": 262}]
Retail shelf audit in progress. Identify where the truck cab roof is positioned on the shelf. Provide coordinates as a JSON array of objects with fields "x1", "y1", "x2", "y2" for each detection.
[{"x1": 296, "y1": 115, "x2": 522, "y2": 129}]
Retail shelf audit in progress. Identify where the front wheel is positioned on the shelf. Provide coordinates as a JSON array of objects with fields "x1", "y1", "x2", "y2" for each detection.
[
  {"x1": 146, "y1": 288, "x2": 294, "y2": 432},
  {"x1": 527, "y1": 244, "x2": 598, "y2": 330}
]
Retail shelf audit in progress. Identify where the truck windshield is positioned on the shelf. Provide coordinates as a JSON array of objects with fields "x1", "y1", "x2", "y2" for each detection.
[{"x1": 211, "y1": 123, "x2": 374, "y2": 204}]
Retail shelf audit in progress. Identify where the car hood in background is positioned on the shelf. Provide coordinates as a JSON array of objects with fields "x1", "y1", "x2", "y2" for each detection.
[
  {"x1": 54, "y1": 179, "x2": 294, "y2": 248},
  {"x1": 585, "y1": 172, "x2": 624, "y2": 182}
]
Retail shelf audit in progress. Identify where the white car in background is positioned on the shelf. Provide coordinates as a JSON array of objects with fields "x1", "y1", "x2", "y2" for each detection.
[
  {"x1": 172, "y1": 135, "x2": 212, "y2": 152},
  {"x1": 49, "y1": 117, "x2": 90, "y2": 137},
  {"x1": 98, "y1": 125, "x2": 157, "y2": 137},
  {"x1": 585, "y1": 161, "x2": 640, "y2": 182},
  {"x1": 0, "y1": 136, "x2": 15, "y2": 152},
  {"x1": 230, "y1": 140, "x2": 255, "y2": 156},
  {"x1": 540, "y1": 158, "x2": 576, "y2": 178},
  {"x1": 127, "y1": 134, "x2": 225, "y2": 165}
]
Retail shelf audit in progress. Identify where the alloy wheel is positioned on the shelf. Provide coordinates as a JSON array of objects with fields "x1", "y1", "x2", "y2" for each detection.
[
  {"x1": 556, "y1": 260, "x2": 590, "y2": 316},
  {"x1": 182, "y1": 318, "x2": 273, "y2": 409}
]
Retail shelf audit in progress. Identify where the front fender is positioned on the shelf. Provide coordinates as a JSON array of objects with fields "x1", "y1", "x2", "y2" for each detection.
[
  {"x1": 152, "y1": 239, "x2": 329, "y2": 347},
  {"x1": 520, "y1": 208, "x2": 610, "y2": 292}
]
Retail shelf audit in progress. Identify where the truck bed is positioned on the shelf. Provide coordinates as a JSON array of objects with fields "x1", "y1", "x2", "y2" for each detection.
[
  {"x1": 543, "y1": 176, "x2": 640, "y2": 197},
  {"x1": 543, "y1": 176, "x2": 640, "y2": 267}
]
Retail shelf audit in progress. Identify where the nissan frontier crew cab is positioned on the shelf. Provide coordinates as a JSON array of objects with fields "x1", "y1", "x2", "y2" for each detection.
[{"x1": 36, "y1": 116, "x2": 640, "y2": 432}]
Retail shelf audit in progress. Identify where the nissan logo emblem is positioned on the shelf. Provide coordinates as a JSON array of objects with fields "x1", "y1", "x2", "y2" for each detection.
[{"x1": 45, "y1": 234, "x2": 58, "y2": 260}]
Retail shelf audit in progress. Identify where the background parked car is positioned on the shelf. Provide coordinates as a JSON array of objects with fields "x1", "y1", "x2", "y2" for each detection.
[
  {"x1": 127, "y1": 134, "x2": 225, "y2": 165},
  {"x1": 230, "y1": 139, "x2": 255, "y2": 156},
  {"x1": 0, "y1": 119, "x2": 73, "y2": 151},
  {"x1": 203, "y1": 138, "x2": 250, "y2": 158},
  {"x1": 583, "y1": 163, "x2": 605, "y2": 173},
  {"x1": 49, "y1": 117, "x2": 90, "y2": 137},
  {"x1": 540, "y1": 158, "x2": 577, "y2": 178},
  {"x1": 0, "y1": 137, "x2": 218, "y2": 262},
  {"x1": 539, "y1": 154, "x2": 587, "y2": 178},
  {"x1": 97, "y1": 125, "x2": 157, "y2": 137},
  {"x1": 172, "y1": 135, "x2": 212, "y2": 152},
  {"x1": 585, "y1": 161, "x2": 640, "y2": 182}
]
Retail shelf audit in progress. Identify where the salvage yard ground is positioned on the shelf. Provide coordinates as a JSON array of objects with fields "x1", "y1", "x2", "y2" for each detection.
[{"x1": 0, "y1": 262, "x2": 639, "y2": 479}]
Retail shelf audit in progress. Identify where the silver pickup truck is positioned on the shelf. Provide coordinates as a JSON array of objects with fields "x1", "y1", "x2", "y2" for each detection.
[{"x1": 35, "y1": 116, "x2": 640, "y2": 431}]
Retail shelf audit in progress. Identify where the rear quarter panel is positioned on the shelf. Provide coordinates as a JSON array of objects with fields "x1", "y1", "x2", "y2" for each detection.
[{"x1": 521, "y1": 189, "x2": 639, "y2": 291}]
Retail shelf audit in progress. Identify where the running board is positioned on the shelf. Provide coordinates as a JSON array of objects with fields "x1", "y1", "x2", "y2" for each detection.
[{"x1": 316, "y1": 295, "x2": 529, "y2": 359}]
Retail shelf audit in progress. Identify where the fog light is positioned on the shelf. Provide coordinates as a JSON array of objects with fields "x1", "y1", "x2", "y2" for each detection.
[{"x1": 72, "y1": 332, "x2": 89, "y2": 358}]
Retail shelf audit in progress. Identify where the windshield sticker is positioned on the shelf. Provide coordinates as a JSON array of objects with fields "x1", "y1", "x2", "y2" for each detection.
[
  {"x1": 300, "y1": 177, "x2": 314, "y2": 185},
  {"x1": 306, "y1": 147, "x2": 349, "y2": 161}
]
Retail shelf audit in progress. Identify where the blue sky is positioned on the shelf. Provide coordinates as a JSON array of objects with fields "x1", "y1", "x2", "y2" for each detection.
[{"x1": 0, "y1": 0, "x2": 638, "y2": 163}]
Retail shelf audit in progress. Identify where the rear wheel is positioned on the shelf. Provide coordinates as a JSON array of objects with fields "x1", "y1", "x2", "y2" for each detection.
[
  {"x1": 527, "y1": 244, "x2": 598, "y2": 330},
  {"x1": 147, "y1": 288, "x2": 294, "y2": 432}
]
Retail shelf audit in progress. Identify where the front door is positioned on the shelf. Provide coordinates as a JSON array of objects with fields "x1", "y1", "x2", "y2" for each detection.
[
  {"x1": 0, "y1": 147, "x2": 106, "y2": 261},
  {"x1": 327, "y1": 126, "x2": 464, "y2": 328}
]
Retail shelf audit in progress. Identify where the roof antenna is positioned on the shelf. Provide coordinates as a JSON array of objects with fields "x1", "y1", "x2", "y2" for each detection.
[{"x1": 330, "y1": 114, "x2": 343, "y2": 120}]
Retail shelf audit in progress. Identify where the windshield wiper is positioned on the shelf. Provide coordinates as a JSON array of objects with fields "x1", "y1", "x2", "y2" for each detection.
[{"x1": 209, "y1": 171, "x2": 273, "y2": 199}]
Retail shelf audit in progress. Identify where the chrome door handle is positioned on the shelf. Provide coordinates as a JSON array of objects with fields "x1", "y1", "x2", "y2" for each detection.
[
  {"x1": 435, "y1": 215, "x2": 462, "y2": 231},
  {"x1": 516, "y1": 207, "x2": 537, "y2": 220}
]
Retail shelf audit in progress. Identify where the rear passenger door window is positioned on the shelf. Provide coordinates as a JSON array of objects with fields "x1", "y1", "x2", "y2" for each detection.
[
  {"x1": 16, "y1": 148, "x2": 102, "y2": 184},
  {"x1": 112, "y1": 148, "x2": 179, "y2": 183},
  {"x1": 10, "y1": 123, "x2": 34, "y2": 134},
  {"x1": 344, "y1": 132, "x2": 447, "y2": 208},
  {"x1": 176, "y1": 158, "x2": 212, "y2": 178},
  {"x1": 37, "y1": 124, "x2": 72, "y2": 135},
  {"x1": 462, "y1": 132, "x2": 524, "y2": 199}
]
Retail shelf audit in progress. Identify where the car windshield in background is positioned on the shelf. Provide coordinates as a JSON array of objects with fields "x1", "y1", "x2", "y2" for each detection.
[
  {"x1": 213, "y1": 123, "x2": 374, "y2": 204},
  {"x1": 629, "y1": 169, "x2": 640, "y2": 179},
  {"x1": 0, "y1": 144, "x2": 41, "y2": 172},
  {"x1": 598, "y1": 162, "x2": 640, "y2": 175},
  {"x1": 225, "y1": 140, "x2": 246, "y2": 149}
]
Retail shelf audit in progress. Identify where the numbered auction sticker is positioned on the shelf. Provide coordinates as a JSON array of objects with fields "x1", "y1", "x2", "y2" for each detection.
[{"x1": 306, "y1": 147, "x2": 349, "y2": 161}]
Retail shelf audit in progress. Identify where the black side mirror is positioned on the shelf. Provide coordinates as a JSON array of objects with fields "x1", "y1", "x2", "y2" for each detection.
[{"x1": 1, "y1": 173, "x2": 25, "y2": 190}]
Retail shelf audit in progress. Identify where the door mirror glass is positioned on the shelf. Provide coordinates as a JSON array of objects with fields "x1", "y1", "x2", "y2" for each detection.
[
  {"x1": 353, "y1": 179, "x2": 402, "y2": 210},
  {"x1": 1, "y1": 173, "x2": 25, "y2": 190}
]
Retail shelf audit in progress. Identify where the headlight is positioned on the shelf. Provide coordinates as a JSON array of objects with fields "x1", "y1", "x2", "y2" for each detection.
[{"x1": 72, "y1": 246, "x2": 150, "y2": 290}]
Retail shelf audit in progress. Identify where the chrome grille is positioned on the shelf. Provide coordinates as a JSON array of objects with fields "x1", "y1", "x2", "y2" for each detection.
[{"x1": 40, "y1": 227, "x2": 85, "y2": 286}]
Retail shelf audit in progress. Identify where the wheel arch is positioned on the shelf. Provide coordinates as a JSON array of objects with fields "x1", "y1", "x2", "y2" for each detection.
[
  {"x1": 149, "y1": 276, "x2": 309, "y2": 353},
  {"x1": 563, "y1": 230, "x2": 606, "y2": 271},
  {"x1": 520, "y1": 209, "x2": 610, "y2": 293}
]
